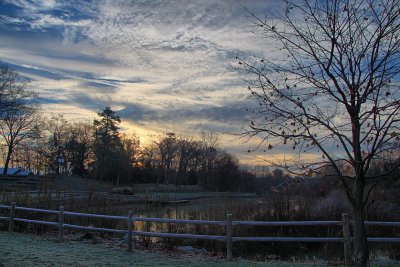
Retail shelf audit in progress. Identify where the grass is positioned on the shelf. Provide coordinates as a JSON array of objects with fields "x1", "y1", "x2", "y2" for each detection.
[{"x1": 0, "y1": 231, "x2": 338, "y2": 267}]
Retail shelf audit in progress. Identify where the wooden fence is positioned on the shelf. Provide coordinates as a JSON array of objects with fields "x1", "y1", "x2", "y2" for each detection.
[{"x1": 1, "y1": 202, "x2": 399, "y2": 264}]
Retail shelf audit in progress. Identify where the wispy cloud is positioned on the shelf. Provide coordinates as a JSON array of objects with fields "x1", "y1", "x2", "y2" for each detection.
[{"x1": 0, "y1": 0, "x2": 287, "y2": 161}]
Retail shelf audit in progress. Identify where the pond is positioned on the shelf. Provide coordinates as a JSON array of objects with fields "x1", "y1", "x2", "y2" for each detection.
[{"x1": 129, "y1": 196, "x2": 261, "y2": 234}]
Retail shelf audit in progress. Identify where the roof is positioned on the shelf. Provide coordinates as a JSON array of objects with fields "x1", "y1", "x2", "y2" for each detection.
[{"x1": 0, "y1": 168, "x2": 33, "y2": 176}]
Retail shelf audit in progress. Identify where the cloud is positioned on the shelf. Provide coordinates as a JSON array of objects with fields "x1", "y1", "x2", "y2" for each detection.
[
  {"x1": 1, "y1": 61, "x2": 67, "y2": 81},
  {"x1": 163, "y1": 103, "x2": 249, "y2": 125},
  {"x1": 0, "y1": 0, "x2": 288, "y2": 164}
]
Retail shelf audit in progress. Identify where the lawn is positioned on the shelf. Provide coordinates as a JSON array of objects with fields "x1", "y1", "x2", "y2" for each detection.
[{"x1": 0, "y1": 231, "x2": 324, "y2": 267}]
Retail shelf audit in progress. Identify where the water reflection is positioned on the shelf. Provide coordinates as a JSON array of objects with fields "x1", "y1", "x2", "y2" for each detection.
[{"x1": 131, "y1": 197, "x2": 258, "y2": 239}]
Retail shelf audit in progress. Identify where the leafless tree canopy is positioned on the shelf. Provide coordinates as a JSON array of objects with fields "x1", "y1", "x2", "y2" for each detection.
[
  {"x1": 240, "y1": 0, "x2": 399, "y2": 265},
  {"x1": 242, "y1": 0, "x2": 400, "y2": 180}
]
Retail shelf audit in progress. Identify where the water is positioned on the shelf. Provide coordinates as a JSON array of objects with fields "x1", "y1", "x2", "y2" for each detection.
[{"x1": 131, "y1": 196, "x2": 259, "y2": 234}]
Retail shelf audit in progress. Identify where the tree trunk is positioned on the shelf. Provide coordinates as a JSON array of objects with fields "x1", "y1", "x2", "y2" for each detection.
[
  {"x1": 353, "y1": 187, "x2": 369, "y2": 267},
  {"x1": 3, "y1": 145, "x2": 13, "y2": 175}
]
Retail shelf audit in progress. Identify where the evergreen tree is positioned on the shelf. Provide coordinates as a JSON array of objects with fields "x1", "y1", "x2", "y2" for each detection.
[{"x1": 93, "y1": 107, "x2": 122, "y2": 182}]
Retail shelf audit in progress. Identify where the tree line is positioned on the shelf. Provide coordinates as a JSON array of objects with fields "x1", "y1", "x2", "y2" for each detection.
[{"x1": 0, "y1": 67, "x2": 256, "y2": 191}]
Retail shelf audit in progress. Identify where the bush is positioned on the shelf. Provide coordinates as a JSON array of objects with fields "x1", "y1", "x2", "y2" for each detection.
[{"x1": 110, "y1": 187, "x2": 134, "y2": 195}]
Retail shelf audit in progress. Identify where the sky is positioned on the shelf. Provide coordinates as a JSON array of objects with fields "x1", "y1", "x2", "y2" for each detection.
[{"x1": 0, "y1": 0, "x2": 286, "y2": 165}]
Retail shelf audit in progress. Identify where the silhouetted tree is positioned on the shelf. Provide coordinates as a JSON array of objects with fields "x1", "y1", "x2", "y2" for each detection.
[
  {"x1": 119, "y1": 133, "x2": 141, "y2": 184},
  {"x1": 93, "y1": 107, "x2": 122, "y2": 182},
  {"x1": 199, "y1": 132, "x2": 219, "y2": 186},
  {"x1": 154, "y1": 132, "x2": 178, "y2": 185},
  {"x1": 240, "y1": 0, "x2": 400, "y2": 265},
  {"x1": 272, "y1": 168, "x2": 284, "y2": 179},
  {"x1": 0, "y1": 66, "x2": 39, "y2": 174},
  {"x1": 44, "y1": 114, "x2": 69, "y2": 174},
  {"x1": 64, "y1": 122, "x2": 93, "y2": 176},
  {"x1": 0, "y1": 66, "x2": 31, "y2": 116},
  {"x1": 0, "y1": 102, "x2": 40, "y2": 174},
  {"x1": 176, "y1": 138, "x2": 202, "y2": 184}
]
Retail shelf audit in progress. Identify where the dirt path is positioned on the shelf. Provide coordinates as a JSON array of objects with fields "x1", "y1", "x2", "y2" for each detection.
[{"x1": 0, "y1": 232, "x2": 312, "y2": 267}]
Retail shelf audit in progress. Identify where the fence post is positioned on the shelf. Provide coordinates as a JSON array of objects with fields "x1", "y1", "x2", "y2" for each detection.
[
  {"x1": 342, "y1": 213, "x2": 352, "y2": 265},
  {"x1": 8, "y1": 202, "x2": 16, "y2": 232},
  {"x1": 58, "y1": 206, "x2": 64, "y2": 242},
  {"x1": 127, "y1": 211, "x2": 133, "y2": 252},
  {"x1": 226, "y1": 213, "x2": 233, "y2": 260}
]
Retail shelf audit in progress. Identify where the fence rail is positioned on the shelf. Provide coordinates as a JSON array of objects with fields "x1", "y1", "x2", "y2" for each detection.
[
  {"x1": 64, "y1": 211, "x2": 127, "y2": 220},
  {"x1": 15, "y1": 206, "x2": 59, "y2": 214},
  {"x1": 1, "y1": 202, "x2": 399, "y2": 264},
  {"x1": 233, "y1": 220, "x2": 342, "y2": 226}
]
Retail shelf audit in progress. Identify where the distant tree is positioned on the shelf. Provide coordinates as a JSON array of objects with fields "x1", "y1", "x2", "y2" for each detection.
[
  {"x1": 205, "y1": 150, "x2": 256, "y2": 192},
  {"x1": 44, "y1": 114, "x2": 69, "y2": 174},
  {"x1": 238, "y1": 169, "x2": 257, "y2": 192},
  {"x1": 176, "y1": 138, "x2": 202, "y2": 184},
  {"x1": 154, "y1": 132, "x2": 178, "y2": 185},
  {"x1": 240, "y1": 0, "x2": 400, "y2": 265},
  {"x1": 93, "y1": 107, "x2": 122, "y2": 182},
  {"x1": 199, "y1": 132, "x2": 219, "y2": 186},
  {"x1": 64, "y1": 122, "x2": 93, "y2": 176},
  {"x1": 139, "y1": 143, "x2": 159, "y2": 183},
  {"x1": 139, "y1": 133, "x2": 254, "y2": 190},
  {"x1": 212, "y1": 150, "x2": 240, "y2": 191},
  {"x1": 30, "y1": 129, "x2": 47, "y2": 175},
  {"x1": 11, "y1": 140, "x2": 36, "y2": 171},
  {"x1": 119, "y1": 133, "x2": 141, "y2": 184},
  {"x1": 272, "y1": 168, "x2": 284, "y2": 179},
  {"x1": 373, "y1": 141, "x2": 400, "y2": 181}
]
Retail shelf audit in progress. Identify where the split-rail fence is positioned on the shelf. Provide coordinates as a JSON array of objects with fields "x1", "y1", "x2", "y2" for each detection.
[{"x1": 1, "y1": 202, "x2": 399, "y2": 264}]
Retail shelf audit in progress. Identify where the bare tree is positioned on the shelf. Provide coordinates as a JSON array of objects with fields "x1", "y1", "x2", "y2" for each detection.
[
  {"x1": 199, "y1": 131, "x2": 220, "y2": 186},
  {"x1": 44, "y1": 114, "x2": 70, "y2": 174},
  {"x1": 119, "y1": 133, "x2": 141, "y2": 184},
  {"x1": 0, "y1": 66, "x2": 28, "y2": 114},
  {"x1": 0, "y1": 66, "x2": 39, "y2": 174},
  {"x1": 240, "y1": 0, "x2": 400, "y2": 265},
  {"x1": 0, "y1": 103, "x2": 40, "y2": 174},
  {"x1": 176, "y1": 137, "x2": 202, "y2": 184},
  {"x1": 64, "y1": 121, "x2": 94, "y2": 176},
  {"x1": 154, "y1": 132, "x2": 178, "y2": 185}
]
